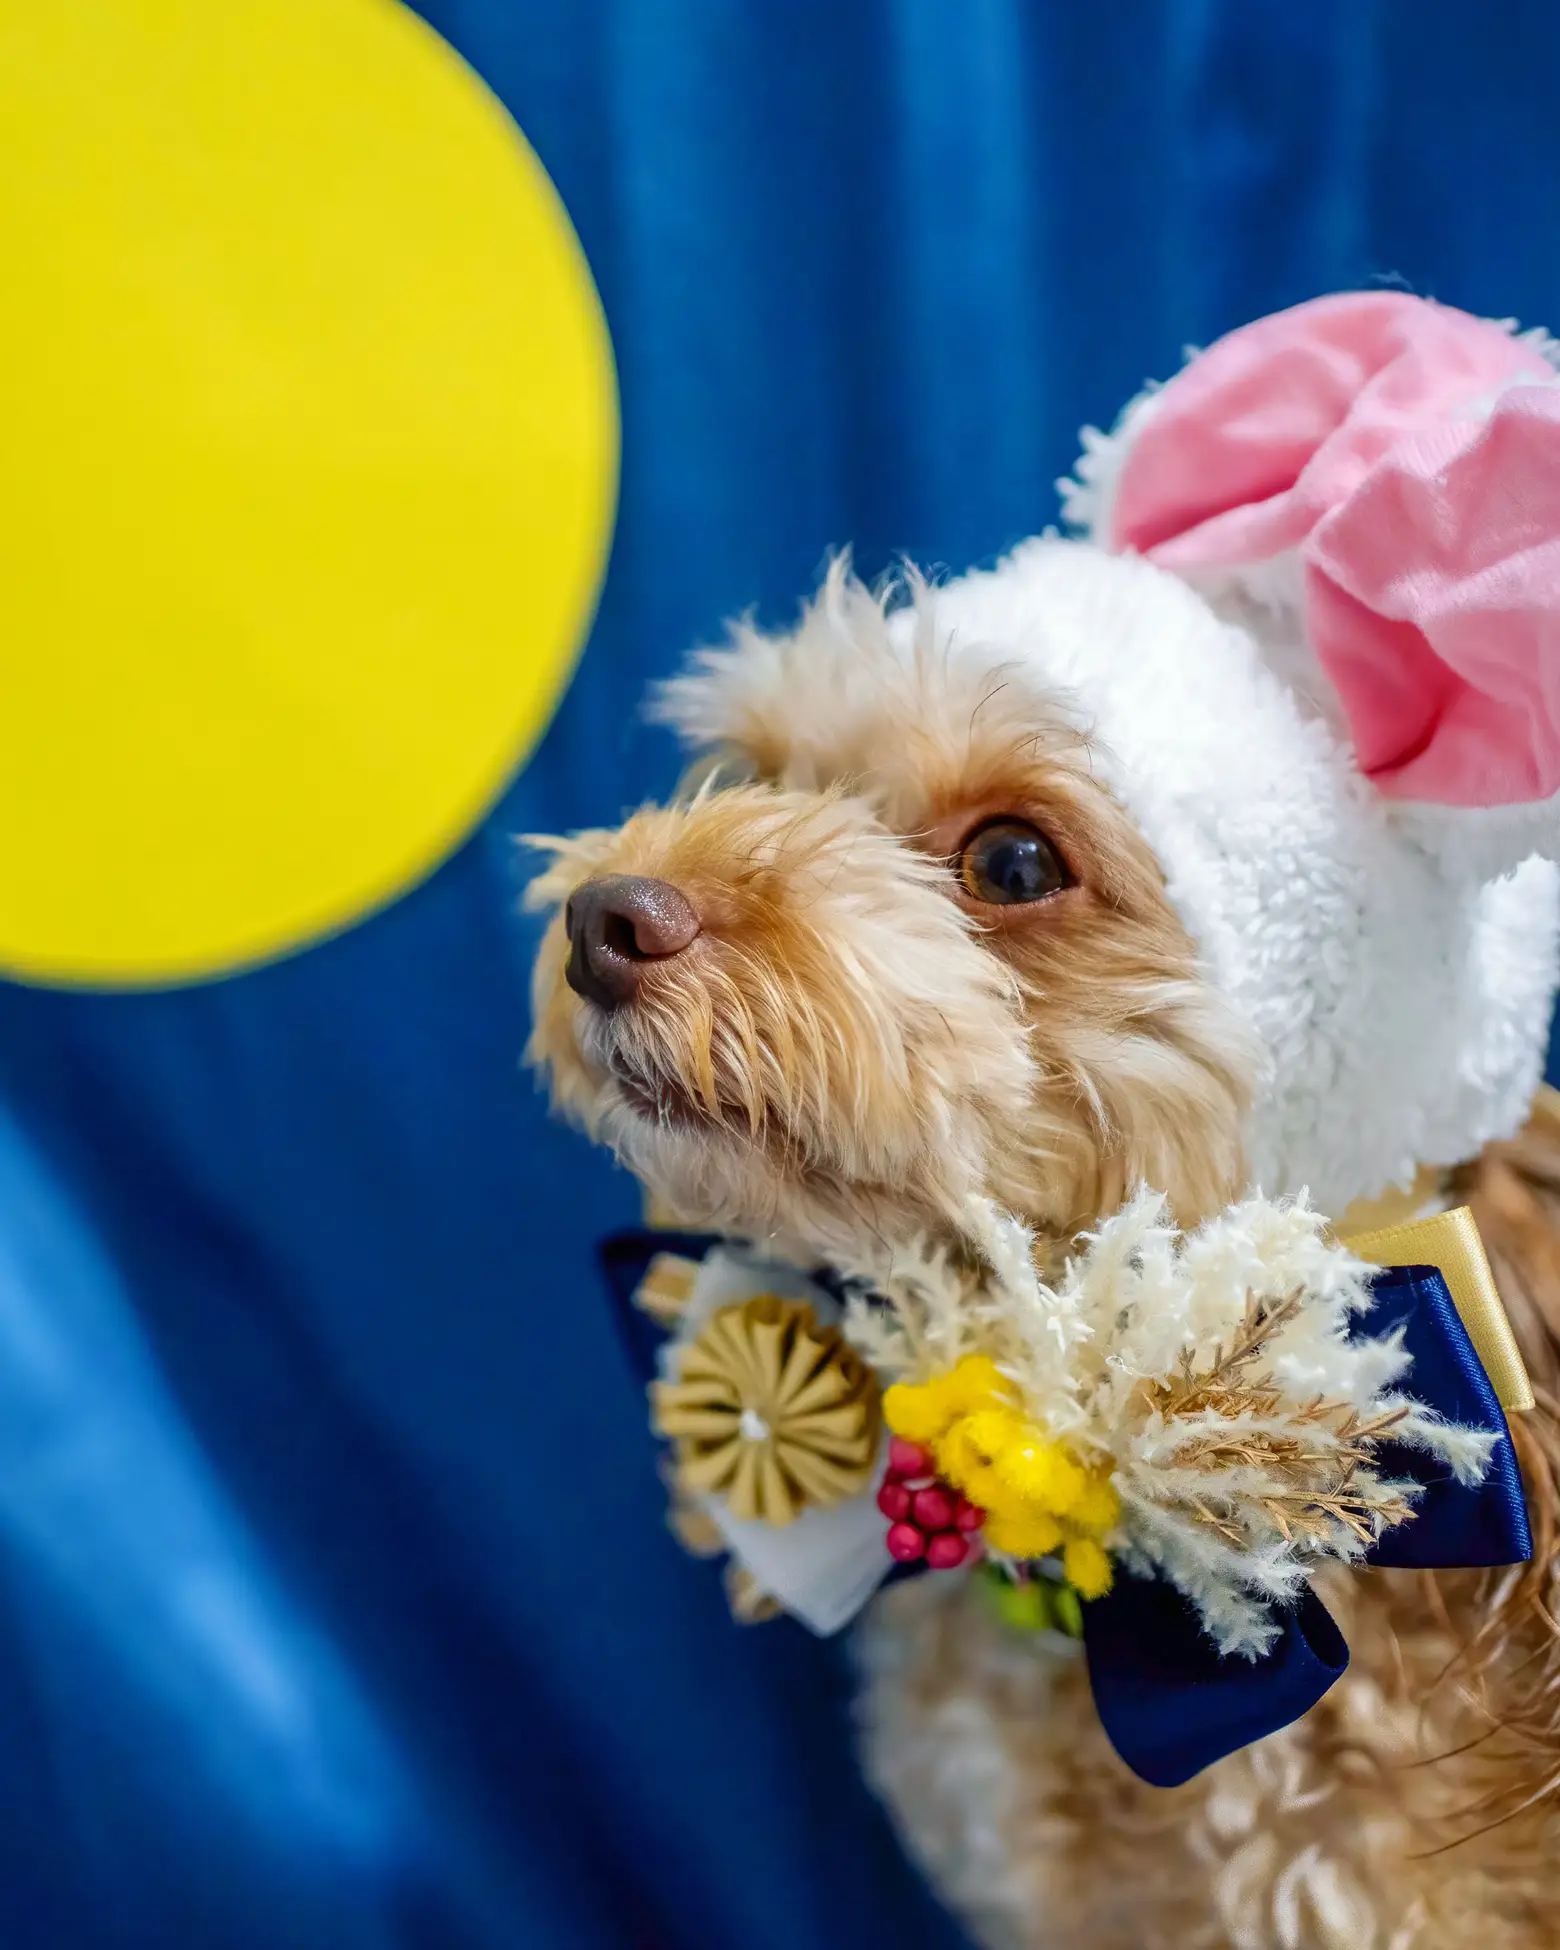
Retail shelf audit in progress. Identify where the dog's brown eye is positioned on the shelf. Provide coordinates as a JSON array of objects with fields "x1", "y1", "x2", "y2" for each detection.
[{"x1": 957, "y1": 819, "x2": 1068, "y2": 904}]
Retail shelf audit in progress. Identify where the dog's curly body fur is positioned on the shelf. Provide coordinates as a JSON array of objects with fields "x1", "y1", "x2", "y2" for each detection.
[{"x1": 528, "y1": 547, "x2": 1560, "y2": 1948}]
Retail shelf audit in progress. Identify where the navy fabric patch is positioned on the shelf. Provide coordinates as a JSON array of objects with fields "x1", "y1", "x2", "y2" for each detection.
[
  {"x1": 1360, "y1": 1264, "x2": 1532, "y2": 1569},
  {"x1": 1084, "y1": 1577, "x2": 1348, "y2": 1790}
]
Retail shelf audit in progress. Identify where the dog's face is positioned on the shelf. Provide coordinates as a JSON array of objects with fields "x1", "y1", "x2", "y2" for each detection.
[{"x1": 527, "y1": 565, "x2": 1258, "y2": 1264}]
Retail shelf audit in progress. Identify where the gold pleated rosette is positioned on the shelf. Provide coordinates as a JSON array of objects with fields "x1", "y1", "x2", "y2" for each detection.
[
  {"x1": 636, "y1": 1245, "x2": 896, "y2": 1634},
  {"x1": 652, "y1": 1294, "x2": 882, "y2": 1526}
]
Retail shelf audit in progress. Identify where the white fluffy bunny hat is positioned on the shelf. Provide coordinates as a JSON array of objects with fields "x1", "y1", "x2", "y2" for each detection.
[{"x1": 915, "y1": 291, "x2": 1560, "y2": 1212}]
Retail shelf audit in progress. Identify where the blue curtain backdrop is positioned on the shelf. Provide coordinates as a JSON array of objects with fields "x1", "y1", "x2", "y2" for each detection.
[{"x1": 3, "y1": 4, "x2": 1560, "y2": 1945}]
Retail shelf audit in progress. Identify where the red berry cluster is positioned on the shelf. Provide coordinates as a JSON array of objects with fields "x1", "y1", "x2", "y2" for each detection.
[{"x1": 877, "y1": 1436, "x2": 984, "y2": 1570}]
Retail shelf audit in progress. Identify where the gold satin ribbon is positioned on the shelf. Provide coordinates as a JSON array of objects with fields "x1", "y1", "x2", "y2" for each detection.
[
  {"x1": 1336, "y1": 1203, "x2": 1534, "y2": 1415},
  {"x1": 633, "y1": 1251, "x2": 700, "y2": 1326}
]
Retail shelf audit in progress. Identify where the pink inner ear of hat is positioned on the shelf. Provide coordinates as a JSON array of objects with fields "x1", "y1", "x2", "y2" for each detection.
[{"x1": 1110, "y1": 290, "x2": 1560, "y2": 809}]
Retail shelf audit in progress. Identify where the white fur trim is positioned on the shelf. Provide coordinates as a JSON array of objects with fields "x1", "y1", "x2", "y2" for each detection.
[{"x1": 910, "y1": 539, "x2": 1560, "y2": 1205}]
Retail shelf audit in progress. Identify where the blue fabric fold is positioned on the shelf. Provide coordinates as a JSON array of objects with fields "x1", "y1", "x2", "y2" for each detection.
[
  {"x1": 601, "y1": 1238, "x2": 1533, "y2": 1793},
  {"x1": 599, "y1": 1228, "x2": 721, "y2": 1379},
  {"x1": 1083, "y1": 1578, "x2": 1348, "y2": 1789}
]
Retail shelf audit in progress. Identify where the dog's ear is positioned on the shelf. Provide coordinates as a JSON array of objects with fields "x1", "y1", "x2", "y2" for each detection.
[{"x1": 1063, "y1": 291, "x2": 1560, "y2": 885}]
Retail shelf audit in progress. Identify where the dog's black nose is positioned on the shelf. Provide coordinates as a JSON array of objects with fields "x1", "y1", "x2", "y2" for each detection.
[{"x1": 565, "y1": 875, "x2": 700, "y2": 1009}]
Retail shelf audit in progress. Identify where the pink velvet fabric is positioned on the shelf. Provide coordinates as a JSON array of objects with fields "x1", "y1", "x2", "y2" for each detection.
[{"x1": 1111, "y1": 291, "x2": 1560, "y2": 806}]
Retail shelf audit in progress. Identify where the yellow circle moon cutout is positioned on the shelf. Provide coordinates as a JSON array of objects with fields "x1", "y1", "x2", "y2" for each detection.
[{"x1": 0, "y1": 1, "x2": 616, "y2": 986}]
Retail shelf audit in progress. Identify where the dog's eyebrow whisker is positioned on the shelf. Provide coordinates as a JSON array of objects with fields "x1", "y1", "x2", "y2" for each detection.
[{"x1": 967, "y1": 680, "x2": 1011, "y2": 741}]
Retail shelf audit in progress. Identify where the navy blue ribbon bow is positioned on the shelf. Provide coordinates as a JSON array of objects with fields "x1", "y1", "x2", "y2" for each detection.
[
  {"x1": 600, "y1": 1236, "x2": 1531, "y2": 1790},
  {"x1": 1087, "y1": 1259, "x2": 1531, "y2": 1786}
]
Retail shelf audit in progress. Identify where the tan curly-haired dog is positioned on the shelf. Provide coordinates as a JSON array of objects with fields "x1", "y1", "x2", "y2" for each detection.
[{"x1": 529, "y1": 297, "x2": 1560, "y2": 1946}]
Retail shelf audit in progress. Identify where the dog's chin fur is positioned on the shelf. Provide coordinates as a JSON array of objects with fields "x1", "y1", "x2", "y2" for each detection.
[
  {"x1": 527, "y1": 566, "x2": 1257, "y2": 1267},
  {"x1": 525, "y1": 562, "x2": 1560, "y2": 1949}
]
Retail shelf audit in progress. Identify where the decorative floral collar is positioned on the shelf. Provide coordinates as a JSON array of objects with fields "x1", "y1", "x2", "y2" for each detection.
[{"x1": 601, "y1": 1188, "x2": 1531, "y2": 1789}]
